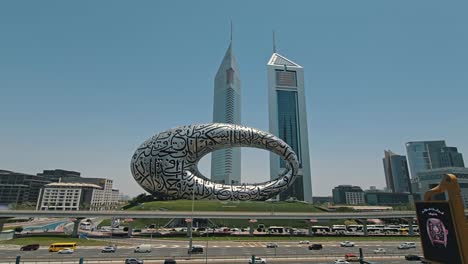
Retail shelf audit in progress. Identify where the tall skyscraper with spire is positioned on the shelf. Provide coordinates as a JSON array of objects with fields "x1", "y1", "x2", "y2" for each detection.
[
  {"x1": 210, "y1": 28, "x2": 241, "y2": 185},
  {"x1": 267, "y1": 38, "x2": 312, "y2": 202}
]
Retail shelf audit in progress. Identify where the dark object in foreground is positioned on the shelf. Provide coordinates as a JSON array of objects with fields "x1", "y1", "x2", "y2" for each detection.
[
  {"x1": 405, "y1": 255, "x2": 421, "y2": 261},
  {"x1": 163, "y1": 259, "x2": 177, "y2": 264},
  {"x1": 20, "y1": 244, "x2": 39, "y2": 251}
]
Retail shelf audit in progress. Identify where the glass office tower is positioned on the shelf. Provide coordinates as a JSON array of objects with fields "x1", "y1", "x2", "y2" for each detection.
[
  {"x1": 383, "y1": 150, "x2": 411, "y2": 193},
  {"x1": 267, "y1": 53, "x2": 312, "y2": 202},
  {"x1": 406, "y1": 140, "x2": 448, "y2": 178}
]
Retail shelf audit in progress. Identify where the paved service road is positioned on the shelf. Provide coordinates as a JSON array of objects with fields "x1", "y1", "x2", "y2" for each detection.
[{"x1": 0, "y1": 240, "x2": 422, "y2": 262}]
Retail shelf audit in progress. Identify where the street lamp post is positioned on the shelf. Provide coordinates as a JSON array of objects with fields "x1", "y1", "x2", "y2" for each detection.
[
  {"x1": 188, "y1": 180, "x2": 197, "y2": 257},
  {"x1": 205, "y1": 223, "x2": 209, "y2": 264}
]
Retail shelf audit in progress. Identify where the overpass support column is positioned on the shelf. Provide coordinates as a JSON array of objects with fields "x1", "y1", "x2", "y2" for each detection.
[
  {"x1": 407, "y1": 218, "x2": 415, "y2": 236},
  {"x1": 187, "y1": 220, "x2": 193, "y2": 238},
  {"x1": 248, "y1": 219, "x2": 256, "y2": 237},
  {"x1": 308, "y1": 219, "x2": 316, "y2": 237},
  {"x1": 362, "y1": 222, "x2": 368, "y2": 236},
  {"x1": 0, "y1": 218, "x2": 13, "y2": 233},
  {"x1": 72, "y1": 218, "x2": 84, "y2": 238},
  {"x1": 187, "y1": 219, "x2": 193, "y2": 255},
  {"x1": 127, "y1": 222, "x2": 133, "y2": 237}
]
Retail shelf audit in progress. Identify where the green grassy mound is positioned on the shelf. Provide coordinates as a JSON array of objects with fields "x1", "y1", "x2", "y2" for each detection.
[{"x1": 128, "y1": 200, "x2": 322, "y2": 212}]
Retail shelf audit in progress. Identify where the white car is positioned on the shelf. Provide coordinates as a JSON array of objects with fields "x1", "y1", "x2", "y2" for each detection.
[
  {"x1": 248, "y1": 257, "x2": 266, "y2": 264},
  {"x1": 299, "y1": 240, "x2": 310, "y2": 244},
  {"x1": 340, "y1": 241, "x2": 355, "y2": 247},
  {"x1": 57, "y1": 248, "x2": 74, "y2": 254},
  {"x1": 334, "y1": 259, "x2": 350, "y2": 264},
  {"x1": 373, "y1": 248, "x2": 386, "y2": 254},
  {"x1": 403, "y1": 242, "x2": 416, "y2": 248},
  {"x1": 398, "y1": 243, "x2": 411, "y2": 249}
]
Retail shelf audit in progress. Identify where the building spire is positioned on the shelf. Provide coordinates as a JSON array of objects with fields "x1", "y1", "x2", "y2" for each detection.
[
  {"x1": 230, "y1": 20, "x2": 233, "y2": 43},
  {"x1": 273, "y1": 30, "x2": 277, "y2": 53}
]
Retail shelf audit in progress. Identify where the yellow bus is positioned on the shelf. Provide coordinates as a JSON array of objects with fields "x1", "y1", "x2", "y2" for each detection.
[
  {"x1": 399, "y1": 227, "x2": 409, "y2": 235},
  {"x1": 48, "y1": 242, "x2": 77, "y2": 252}
]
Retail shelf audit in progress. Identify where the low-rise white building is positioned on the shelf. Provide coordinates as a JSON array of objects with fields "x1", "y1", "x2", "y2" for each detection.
[
  {"x1": 37, "y1": 179, "x2": 120, "y2": 211},
  {"x1": 36, "y1": 182, "x2": 102, "y2": 211},
  {"x1": 89, "y1": 179, "x2": 120, "y2": 210}
]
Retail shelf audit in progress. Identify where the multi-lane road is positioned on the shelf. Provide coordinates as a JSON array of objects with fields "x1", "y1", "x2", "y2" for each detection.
[{"x1": 0, "y1": 240, "x2": 422, "y2": 263}]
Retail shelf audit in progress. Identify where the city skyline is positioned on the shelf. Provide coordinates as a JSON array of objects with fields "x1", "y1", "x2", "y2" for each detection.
[{"x1": 1, "y1": 1, "x2": 467, "y2": 197}]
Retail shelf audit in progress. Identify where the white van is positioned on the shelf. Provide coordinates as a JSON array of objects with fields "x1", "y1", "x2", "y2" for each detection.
[
  {"x1": 398, "y1": 242, "x2": 416, "y2": 249},
  {"x1": 134, "y1": 244, "x2": 151, "y2": 253},
  {"x1": 404, "y1": 242, "x2": 416, "y2": 248}
]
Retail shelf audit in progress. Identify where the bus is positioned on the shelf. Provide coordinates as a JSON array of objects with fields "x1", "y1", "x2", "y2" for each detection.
[
  {"x1": 49, "y1": 242, "x2": 77, "y2": 252},
  {"x1": 346, "y1": 225, "x2": 363, "y2": 232},
  {"x1": 383, "y1": 227, "x2": 400, "y2": 234},
  {"x1": 311, "y1": 226, "x2": 331, "y2": 234},
  {"x1": 332, "y1": 225, "x2": 347, "y2": 234},
  {"x1": 268, "y1": 226, "x2": 287, "y2": 234}
]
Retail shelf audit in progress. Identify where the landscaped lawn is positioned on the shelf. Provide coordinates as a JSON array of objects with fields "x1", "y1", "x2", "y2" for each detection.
[
  {"x1": 128, "y1": 200, "x2": 322, "y2": 212},
  {"x1": 0, "y1": 235, "x2": 113, "y2": 246}
]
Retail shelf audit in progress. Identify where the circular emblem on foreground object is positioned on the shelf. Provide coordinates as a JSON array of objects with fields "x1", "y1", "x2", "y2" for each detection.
[{"x1": 131, "y1": 123, "x2": 299, "y2": 201}]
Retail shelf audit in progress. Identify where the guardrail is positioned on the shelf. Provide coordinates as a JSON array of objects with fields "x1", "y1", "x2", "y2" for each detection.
[{"x1": 0, "y1": 210, "x2": 421, "y2": 220}]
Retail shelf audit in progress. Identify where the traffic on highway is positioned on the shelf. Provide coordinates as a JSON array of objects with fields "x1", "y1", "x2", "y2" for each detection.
[{"x1": 2, "y1": 240, "x2": 424, "y2": 263}]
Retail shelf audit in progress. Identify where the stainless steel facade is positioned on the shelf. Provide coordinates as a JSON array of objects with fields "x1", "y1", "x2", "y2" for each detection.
[{"x1": 131, "y1": 123, "x2": 299, "y2": 201}]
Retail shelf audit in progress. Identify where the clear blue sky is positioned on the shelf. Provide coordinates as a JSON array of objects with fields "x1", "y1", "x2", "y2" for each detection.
[{"x1": 1, "y1": 1, "x2": 467, "y2": 197}]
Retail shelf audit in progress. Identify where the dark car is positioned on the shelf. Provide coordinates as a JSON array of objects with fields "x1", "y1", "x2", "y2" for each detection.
[
  {"x1": 163, "y1": 259, "x2": 177, "y2": 264},
  {"x1": 420, "y1": 258, "x2": 430, "y2": 264},
  {"x1": 266, "y1": 243, "x2": 278, "y2": 248},
  {"x1": 405, "y1": 255, "x2": 421, "y2": 261},
  {"x1": 188, "y1": 245, "x2": 203, "y2": 254},
  {"x1": 308, "y1": 244, "x2": 323, "y2": 250},
  {"x1": 20, "y1": 244, "x2": 40, "y2": 251},
  {"x1": 125, "y1": 258, "x2": 143, "y2": 264}
]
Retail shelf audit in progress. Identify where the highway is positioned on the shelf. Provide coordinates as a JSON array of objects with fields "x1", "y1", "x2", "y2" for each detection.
[{"x1": 0, "y1": 240, "x2": 422, "y2": 263}]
